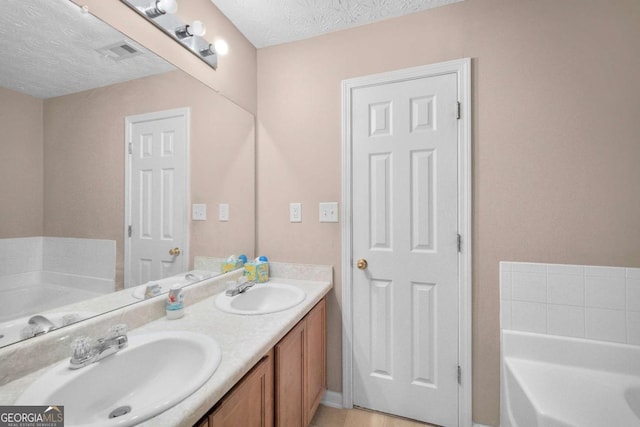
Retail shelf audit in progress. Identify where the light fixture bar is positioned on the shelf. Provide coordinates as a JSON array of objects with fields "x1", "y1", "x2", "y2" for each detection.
[{"x1": 120, "y1": 0, "x2": 217, "y2": 70}]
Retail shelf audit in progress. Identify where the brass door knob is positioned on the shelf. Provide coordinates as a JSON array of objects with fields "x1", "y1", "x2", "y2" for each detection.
[
  {"x1": 356, "y1": 258, "x2": 368, "y2": 270},
  {"x1": 169, "y1": 247, "x2": 181, "y2": 256}
]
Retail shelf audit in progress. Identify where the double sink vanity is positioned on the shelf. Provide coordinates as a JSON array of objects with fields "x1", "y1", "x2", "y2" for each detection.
[{"x1": 0, "y1": 263, "x2": 332, "y2": 427}]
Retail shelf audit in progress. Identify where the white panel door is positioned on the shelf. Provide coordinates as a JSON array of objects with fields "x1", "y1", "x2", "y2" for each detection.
[
  {"x1": 352, "y1": 74, "x2": 459, "y2": 426},
  {"x1": 126, "y1": 109, "x2": 188, "y2": 287}
]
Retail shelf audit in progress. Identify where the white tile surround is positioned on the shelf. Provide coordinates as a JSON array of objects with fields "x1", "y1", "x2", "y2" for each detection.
[
  {"x1": 501, "y1": 262, "x2": 640, "y2": 345},
  {"x1": 0, "y1": 237, "x2": 42, "y2": 276},
  {"x1": 0, "y1": 237, "x2": 115, "y2": 280}
]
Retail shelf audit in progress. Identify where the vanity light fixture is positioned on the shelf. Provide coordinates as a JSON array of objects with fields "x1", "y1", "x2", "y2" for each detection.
[
  {"x1": 120, "y1": 0, "x2": 219, "y2": 69},
  {"x1": 143, "y1": 0, "x2": 177, "y2": 19},
  {"x1": 200, "y1": 44, "x2": 216, "y2": 58},
  {"x1": 175, "y1": 20, "x2": 206, "y2": 39}
]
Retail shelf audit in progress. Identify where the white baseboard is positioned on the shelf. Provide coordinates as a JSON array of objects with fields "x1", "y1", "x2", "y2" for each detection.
[
  {"x1": 320, "y1": 391, "x2": 492, "y2": 427},
  {"x1": 320, "y1": 390, "x2": 343, "y2": 409}
]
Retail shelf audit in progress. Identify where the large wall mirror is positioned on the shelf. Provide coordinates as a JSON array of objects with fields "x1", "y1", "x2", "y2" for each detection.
[{"x1": 0, "y1": 0, "x2": 255, "y2": 348}]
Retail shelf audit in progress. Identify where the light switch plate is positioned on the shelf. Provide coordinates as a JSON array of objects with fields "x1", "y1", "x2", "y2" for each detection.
[
  {"x1": 290, "y1": 203, "x2": 302, "y2": 223},
  {"x1": 192, "y1": 204, "x2": 207, "y2": 221},
  {"x1": 218, "y1": 203, "x2": 229, "y2": 221},
  {"x1": 319, "y1": 202, "x2": 339, "y2": 223}
]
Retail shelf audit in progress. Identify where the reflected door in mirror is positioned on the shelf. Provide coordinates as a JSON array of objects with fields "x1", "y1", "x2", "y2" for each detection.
[{"x1": 126, "y1": 108, "x2": 189, "y2": 287}]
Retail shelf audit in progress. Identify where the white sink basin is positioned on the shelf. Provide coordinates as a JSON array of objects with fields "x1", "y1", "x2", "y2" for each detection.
[
  {"x1": 16, "y1": 331, "x2": 221, "y2": 427},
  {"x1": 216, "y1": 282, "x2": 306, "y2": 315}
]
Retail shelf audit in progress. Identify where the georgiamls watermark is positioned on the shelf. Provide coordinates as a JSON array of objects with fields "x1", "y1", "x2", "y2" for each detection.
[{"x1": 0, "y1": 406, "x2": 64, "y2": 427}]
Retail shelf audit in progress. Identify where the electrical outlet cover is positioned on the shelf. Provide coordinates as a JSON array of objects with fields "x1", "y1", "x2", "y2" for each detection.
[
  {"x1": 319, "y1": 202, "x2": 339, "y2": 223},
  {"x1": 290, "y1": 203, "x2": 302, "y2": 223},
  {"x1": 219, "y1": 203, "x2": 229, "y2": 221},
  {"x1": 192, "y1": 204, "x2": 207, "y2": 221}
]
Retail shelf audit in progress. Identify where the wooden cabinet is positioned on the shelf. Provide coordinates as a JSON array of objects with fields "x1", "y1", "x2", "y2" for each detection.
[
  {"x1": 275, "y1": 320, "x2": 305, "y2": 426},
  {"x1": 304, "y1": 299, "x2": 326, "y2": 423},
  {"x1": 194, "y1": 297, "x2": 326, "y2": 427},
  {"x1": 209, "y1": 350, "x2": 274, "y2": 427},
  {"x1": 275, "y1": 299, "x2": 326, "y2": 427}
]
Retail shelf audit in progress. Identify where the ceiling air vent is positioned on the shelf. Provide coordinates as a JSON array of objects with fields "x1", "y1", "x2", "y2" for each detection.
[{"x1": 96, "y1": 40, "x2": 143, "y2": 61}]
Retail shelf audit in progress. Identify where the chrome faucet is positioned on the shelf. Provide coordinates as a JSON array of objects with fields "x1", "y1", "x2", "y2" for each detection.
[
  {"x1": 69, "y1": 324, "x2": 128, "y2": 369},
  {"x1": 27, "y1": 315, "x2": 56, "y2": 335},
  {"x1": 225, "y1": 278, "x2": 255, "y2": 297}
]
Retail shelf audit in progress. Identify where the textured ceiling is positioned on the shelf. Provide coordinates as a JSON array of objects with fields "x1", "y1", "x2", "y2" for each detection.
[
  {"x1": 0, "y1": 0, "x2": 175, "y2": 99},
  {"x1": 210, "y1": 0, "x2": 464, "y2": 48}
]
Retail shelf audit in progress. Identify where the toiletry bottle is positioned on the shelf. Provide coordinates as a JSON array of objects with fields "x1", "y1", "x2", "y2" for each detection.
[
  {"x1": 166, "y1": 285, "x2": 184, "y2": 319},
  {"x1": 144, "y1": 282, "x2": 161, "y2": 299},
  {"x1": 245, "y1": 256, "x2": 270, "y2": 283},
  {"x1": 223, "y1": 254, "x2": 244, "y2": 273},
  {"x1": 257, "y1": 256, "x2": 270, "y2": 282}
]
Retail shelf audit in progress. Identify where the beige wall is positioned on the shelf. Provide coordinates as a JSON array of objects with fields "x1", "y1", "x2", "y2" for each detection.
[
  {"x1": 44, "y1": 71, "x2": 255, "y2": 288},
  {"x1": 255, "y1": 0, "x2": 640, "y2": 425},
  {"x1": 0, "y1": 87, "x2": 43, "y2": 237},
  {"x1": 73, "y1": 0, "x2": 257, "y2": 114}
]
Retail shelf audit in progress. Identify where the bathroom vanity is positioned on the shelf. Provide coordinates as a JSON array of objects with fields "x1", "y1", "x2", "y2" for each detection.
[
  {"x1": 0, "y1": 264, "x2": 332, "y2": 427},
  {"x1": 199, "y1": 299, "x2": 326, "y2": 427}
]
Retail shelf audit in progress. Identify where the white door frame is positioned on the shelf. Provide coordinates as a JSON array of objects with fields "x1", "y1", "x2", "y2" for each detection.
[
  {"x1": 124, "y1": 107, "x2": 191, "y2": 288},
  {"x1": 341, "y1": 58, "x2": 472, "y2": 426}
]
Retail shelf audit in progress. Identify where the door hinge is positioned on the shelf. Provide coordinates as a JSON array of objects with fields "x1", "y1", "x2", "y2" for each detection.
[
  {"x1": 457, "y1": 365, "x2": 462, "y2": 385},
  {"x1": 457, "y1": 233, "x2": 462, "y2": 253},
  {"x1": 456, "y1": 101, "x2": 461, "y2": 120},
  {"x1": 128, "y1": 142, "x2": 133, "y2": 154},
  {"x1": 128, "y1": 225, "x2": 132, "y2": 237}
]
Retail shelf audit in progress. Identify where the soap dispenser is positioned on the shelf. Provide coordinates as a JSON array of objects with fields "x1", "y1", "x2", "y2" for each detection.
[{"x1": 166, "y1": 285, "x2": 185, "y2": 320}]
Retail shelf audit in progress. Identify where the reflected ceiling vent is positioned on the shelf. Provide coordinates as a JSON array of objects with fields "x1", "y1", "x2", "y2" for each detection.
[{"x1": 96, "y1": 40, "x2": 143, "y2": 61}]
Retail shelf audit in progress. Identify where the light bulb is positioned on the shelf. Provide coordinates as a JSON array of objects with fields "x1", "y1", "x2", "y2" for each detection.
[
  {"x1": 157, "y1": 0, "x2": 177, "y2": 14},
  {"x1": 214, "y1": 39, "x2": 229, "y2": 56},
  {"x1": 189, "y1": 20, "x2": 206, "y2": 37}
]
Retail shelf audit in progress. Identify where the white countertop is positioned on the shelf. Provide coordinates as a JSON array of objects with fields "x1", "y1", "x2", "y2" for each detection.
[{"x1": 0, "y1": 277, "x2": 332, "y2": 427}]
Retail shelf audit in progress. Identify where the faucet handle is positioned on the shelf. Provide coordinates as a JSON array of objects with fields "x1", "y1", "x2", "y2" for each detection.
[
  {"x1": 106, "y1": 323, "x2": 128, "y2": 339},
  {"x1": 20, "y1": 324, "x2": 42, "y2": 339},
  {"x1": 62, "y1": 313, "x2": 81, "y2": 326},
  {"x1": 71, "y1": 336, "x2": 94, "y2": 360}
]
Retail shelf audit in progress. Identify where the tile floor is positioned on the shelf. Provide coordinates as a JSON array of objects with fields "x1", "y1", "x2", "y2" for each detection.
[{"x1": 310, "y1": 404, "x2": 438, "y2": 427}]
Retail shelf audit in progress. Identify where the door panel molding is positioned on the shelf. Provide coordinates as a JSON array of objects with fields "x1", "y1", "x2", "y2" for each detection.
[
  {"x1": 124, "y1": 107, "x2": 190, "y2": 288},
  {"x1": 341, "y1": 58, "x2": 472, "y2": 426}
]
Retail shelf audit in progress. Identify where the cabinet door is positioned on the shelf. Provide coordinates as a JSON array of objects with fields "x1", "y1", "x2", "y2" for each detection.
[
  {"x1": 275, "y1": 320, "x2": 305, "y2": 427},
  {"x1": 304, "y1": 299, "x2": 326, "y2": 425},
  {"x1": 210, "y1": 351, "x2": 274, "y2": 427}
]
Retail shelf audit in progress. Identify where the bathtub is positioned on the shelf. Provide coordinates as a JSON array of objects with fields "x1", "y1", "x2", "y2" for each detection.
[
  {"x1": 0, "y1": 271, "x2": 110, "y2": 323},
  {"x1": 501, "y1": 330, "x2": 640, "y2": 427}
]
